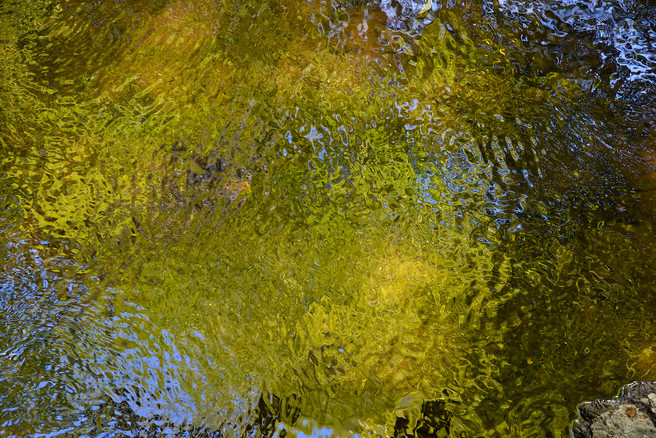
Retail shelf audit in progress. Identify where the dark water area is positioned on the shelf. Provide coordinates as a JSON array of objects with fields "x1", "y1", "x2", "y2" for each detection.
[{"x1": 1, "y1": 0, "x2": 656, "y2": 436}]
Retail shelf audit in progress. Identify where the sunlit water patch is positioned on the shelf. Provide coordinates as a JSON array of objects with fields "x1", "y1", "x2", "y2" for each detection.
[{"x1": 1, "y1": 0, "x2": 656, "y2": 436}]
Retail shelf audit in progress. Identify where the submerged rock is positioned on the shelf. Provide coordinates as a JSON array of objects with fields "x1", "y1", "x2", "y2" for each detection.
[{"x1": 571, "y1": 381, "x2": 656, "y2": 438}]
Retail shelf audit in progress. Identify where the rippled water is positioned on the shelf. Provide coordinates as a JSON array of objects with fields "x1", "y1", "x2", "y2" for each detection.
[{"x1": 1, "y1": 0, "x2": 656, "y2": 436}]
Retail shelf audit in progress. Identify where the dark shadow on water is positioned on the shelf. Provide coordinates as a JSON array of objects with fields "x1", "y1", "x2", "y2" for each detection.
[{"x1": 70, "y1": 392, "x2": 454, "y2": 438}]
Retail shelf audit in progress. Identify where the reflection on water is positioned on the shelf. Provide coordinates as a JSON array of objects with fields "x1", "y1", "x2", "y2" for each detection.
[{"x1": 1, "y1": 0, "x2": 656, "y2": 436}]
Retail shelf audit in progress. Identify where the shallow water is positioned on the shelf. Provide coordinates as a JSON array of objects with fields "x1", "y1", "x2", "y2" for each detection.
[{"x1": 1, "y1": 0, "x2": 656, "y2": 436}]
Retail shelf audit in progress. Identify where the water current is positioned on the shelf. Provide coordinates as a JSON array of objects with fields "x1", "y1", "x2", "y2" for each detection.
[{"x1": 1, "y1": 0, "x2": 656, "y2": 436}]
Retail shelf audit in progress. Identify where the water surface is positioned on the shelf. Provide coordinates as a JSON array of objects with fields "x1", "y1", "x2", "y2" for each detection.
[{"x1": 1, "y1": 0, "x2": 656, "y2": 436}]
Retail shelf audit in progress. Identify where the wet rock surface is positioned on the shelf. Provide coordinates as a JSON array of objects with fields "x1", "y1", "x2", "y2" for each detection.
[{"x1": 572, "y1": 381, "x2": 656, "y2": 438}]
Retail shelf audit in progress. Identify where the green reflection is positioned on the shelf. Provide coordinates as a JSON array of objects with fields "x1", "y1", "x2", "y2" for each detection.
[{"x1": 1, "y1": 0, "x2": 656, "y2": 436}]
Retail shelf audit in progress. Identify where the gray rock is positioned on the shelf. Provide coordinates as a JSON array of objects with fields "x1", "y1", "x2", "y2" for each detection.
[{"x1": 572, "y1": 381, "x2": 656, "y2": 438}]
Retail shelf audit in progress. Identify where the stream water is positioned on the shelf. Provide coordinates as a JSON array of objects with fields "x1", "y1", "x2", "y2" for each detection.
[{"x1": 1, "y1": 0, "x2": 656, "y2": 436}]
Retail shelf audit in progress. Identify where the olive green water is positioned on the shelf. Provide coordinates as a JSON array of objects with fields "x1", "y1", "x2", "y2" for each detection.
[{"x1": 1, "y1": 0, "x2": 656, "y2": 436}]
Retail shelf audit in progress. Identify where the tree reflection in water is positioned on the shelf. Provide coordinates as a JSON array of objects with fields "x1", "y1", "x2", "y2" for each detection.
[{"x1": 1, "y1": 0, "x2": 656, "y2": 436}]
